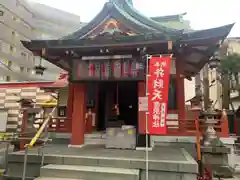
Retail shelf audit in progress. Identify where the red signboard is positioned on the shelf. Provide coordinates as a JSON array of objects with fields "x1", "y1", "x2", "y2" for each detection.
[{"x1": 148, "y1": 56, "x2": 172, "y2": 134}]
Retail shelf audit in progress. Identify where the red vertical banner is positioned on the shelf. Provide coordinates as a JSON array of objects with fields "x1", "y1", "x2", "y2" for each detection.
[{"x1": 148, "y1": 56, "x2": 172, "y2": 135}]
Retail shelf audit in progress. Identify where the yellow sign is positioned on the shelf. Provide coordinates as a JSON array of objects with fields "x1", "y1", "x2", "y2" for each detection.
[
  {"x1": 107, "y1": 130, "x2": 113, "y2": 135},
  {"x1": 128, "y1": 129, "x2": 133, "y2": 135}
]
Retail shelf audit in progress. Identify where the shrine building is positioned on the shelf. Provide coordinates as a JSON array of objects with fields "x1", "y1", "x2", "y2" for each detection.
[{"x1": 22, "y1": 0, "x2": 234, "y2": 147}]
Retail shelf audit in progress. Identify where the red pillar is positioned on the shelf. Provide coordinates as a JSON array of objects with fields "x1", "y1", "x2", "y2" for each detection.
[
  {"x1": 176, "y1": 59, "x2": 185, "y2": 129},
  {"x1": 66, "y1": 83, "x2": 74, "y2": 131},
  {"x1": 71, "y1": 83, "x2": 86, "y2": 145}
]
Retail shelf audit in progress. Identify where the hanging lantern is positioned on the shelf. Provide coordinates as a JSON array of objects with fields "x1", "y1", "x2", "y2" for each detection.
[
  {"x1": 34, "y1": 48, "x2": 47, "y2": 75},
  {"x1": 34, "y1": 63, "x2": 46, "y2": 75}
]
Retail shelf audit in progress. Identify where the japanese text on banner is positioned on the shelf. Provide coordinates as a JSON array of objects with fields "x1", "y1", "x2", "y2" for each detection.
[{"x1": 148, "y1": 56, "x2": 171, "y2": 135}]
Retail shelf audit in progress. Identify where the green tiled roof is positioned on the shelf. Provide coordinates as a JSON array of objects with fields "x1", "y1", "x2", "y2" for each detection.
[{"x1": 62, "y1": 0, "x2": 182, "y2": 40}]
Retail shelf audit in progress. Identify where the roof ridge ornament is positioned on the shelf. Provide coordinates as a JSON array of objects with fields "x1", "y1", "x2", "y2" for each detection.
[{"x1": 110, "y1": 0, "x2": 133, "y2": 7}]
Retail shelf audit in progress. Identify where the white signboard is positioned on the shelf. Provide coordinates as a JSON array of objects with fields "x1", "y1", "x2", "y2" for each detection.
[{"x1": 138, "y1": 97, "x2": 148, "y2": 111}]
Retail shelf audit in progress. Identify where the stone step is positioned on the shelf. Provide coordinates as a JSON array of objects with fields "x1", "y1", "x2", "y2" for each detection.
[
  {"x1": 84, "y1": 138, "x2": 106, "y2": 145},
  {"x1": 35, "y1": 177, "x2": 82, "y2": 180},
  {"x1": 40, "y1": 164, "x2": 139, "y2": 180}
]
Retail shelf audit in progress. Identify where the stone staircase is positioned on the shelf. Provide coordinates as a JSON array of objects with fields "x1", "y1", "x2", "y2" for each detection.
[
  {"x1": 35, "y1": 164, "x2": 139, "y2": 180},
  {"x1": 7, "y1": 145, "x2": 198, "y2": 180}
]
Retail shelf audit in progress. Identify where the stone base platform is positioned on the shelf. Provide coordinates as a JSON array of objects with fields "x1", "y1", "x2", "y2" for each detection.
[{"x1": 6, "y1": 144, "x2": 198, "y2": 180}]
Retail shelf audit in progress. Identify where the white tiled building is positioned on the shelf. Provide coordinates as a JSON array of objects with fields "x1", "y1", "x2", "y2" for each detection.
[{"x1": 0, "y1": 0, "x2": 81, "y2": 82}]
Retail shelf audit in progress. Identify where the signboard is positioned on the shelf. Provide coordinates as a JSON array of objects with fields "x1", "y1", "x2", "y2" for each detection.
[
  {"x1": 138, "y1": 97, "x2": 148, "y2": 111},
  {"x1": 73, "y1": 59, "x2": 145, "y2": 81},
  {"x1": 148, "y1": 56, "x2": 171, "y2": 135}
]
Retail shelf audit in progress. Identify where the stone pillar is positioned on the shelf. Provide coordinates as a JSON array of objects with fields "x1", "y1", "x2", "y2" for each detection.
[{"x1": 71, "y1": 83, "x2": 86, "y2": 146}]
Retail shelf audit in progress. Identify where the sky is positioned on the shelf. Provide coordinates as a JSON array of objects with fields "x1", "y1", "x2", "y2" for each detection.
[{"x1": 31, "y1": 0, "x2": 239, "y2": 37}]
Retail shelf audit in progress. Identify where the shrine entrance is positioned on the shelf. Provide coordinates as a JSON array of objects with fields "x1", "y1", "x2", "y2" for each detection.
[{"x1": 97, "y1": 81, "x2": 138, "y2": 131}]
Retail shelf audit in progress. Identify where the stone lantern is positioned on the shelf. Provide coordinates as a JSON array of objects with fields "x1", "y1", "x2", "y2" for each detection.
[
  {"x1": 201, "y1": 108, "x2": 223, "y2": 147},
  {"x1": 200, "y1": 108, "x2": 233, "y2": 178},
  {"x1": 18, "y1": 99, "x2": 40, "y2": 135}
]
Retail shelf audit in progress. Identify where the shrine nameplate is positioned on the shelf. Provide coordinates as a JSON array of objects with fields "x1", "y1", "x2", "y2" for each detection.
[{"x1": 73, "y1": 59, "x2": 145, "y2": 81}]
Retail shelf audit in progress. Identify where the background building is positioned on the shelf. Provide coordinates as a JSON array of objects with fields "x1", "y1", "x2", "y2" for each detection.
[
  {"x1": 195, "y1": 37, "x2": 240, "y2": 110},
  {"x1": 0, "y1": 0, "x2": 81, "y2": 82}
]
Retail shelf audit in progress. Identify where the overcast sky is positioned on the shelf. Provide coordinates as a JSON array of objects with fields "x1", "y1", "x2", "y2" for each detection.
[{"x1": 31, "y1": 0, "x2": 239, "y2": 37}]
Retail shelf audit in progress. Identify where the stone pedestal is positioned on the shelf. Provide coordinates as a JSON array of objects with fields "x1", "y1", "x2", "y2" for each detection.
[{"x1": 201, "y1": 146, "x2": 233, "y2": 178}]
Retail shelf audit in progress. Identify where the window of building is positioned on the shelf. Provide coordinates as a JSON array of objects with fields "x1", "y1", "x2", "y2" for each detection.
[
  {"x1": 32, "y1": 57, "x2": 36, "y2": 64},
  {"x1": 0, "y1": 76, "x2": 5, "y2": 81},
  {"x1": 8, "y1": 61, "x2": 12, "y2": 69},
  {"x1": 21, "y1": 52, "x2": 27, "y2": 57},
  {"x1": 27, "y1": 68, "x2": 31, "y2": 73},
  {"x1": 6, "y1": 76, "x2": 10, "y2": 82},
  {"x1": 12, "y1": 31, "x2": 16, "y2": 37},
  {"x1": 9, "y1": 45, "x2": 14, "y2": 52},
  {"x1": 20, "y1": 67, "x2": 24, "y2": 72},
  {"x1": 0, "y1": 10, "x2": 4, "y2": 16}
]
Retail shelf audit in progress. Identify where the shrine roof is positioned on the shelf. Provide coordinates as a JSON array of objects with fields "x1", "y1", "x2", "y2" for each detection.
[
  {"x1": 20, "y1": 0, "x2": 234, "y2": 79},
  {"x1": 61, "y1": 0, "x2": 182, "y2": 40},
  {"x1": 22, "y1": 24, "x2": 234, "y2": 50},
  {"x1": 40, "y1": 72, "x2": 68, "y2": 90}
]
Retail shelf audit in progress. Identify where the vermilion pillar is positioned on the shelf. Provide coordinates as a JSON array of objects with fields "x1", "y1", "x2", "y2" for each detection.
[
  {"x1": 66, "y1": 83, "x2": 74, "y2": 130},
  {"x1": 176, "y1": 59, "x2": 185, "y2": 121},
  {"x1": 71, "y1": 83, "x2": 86, "y2": 145}
]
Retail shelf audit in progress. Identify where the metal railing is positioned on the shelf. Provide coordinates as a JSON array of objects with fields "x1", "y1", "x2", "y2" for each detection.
[
  {"x1": 0, "y1": 131, "x2": 39, "y2": 176},
  {"x1": 21, "y1": 107, "x2": 56, "y2": 180},
  {"x1": 166, "y1": 117, "x2": 227, "y2": 136}
]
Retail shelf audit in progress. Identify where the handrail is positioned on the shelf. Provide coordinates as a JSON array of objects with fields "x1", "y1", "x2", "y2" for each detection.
[
  {"x1": 25, "y1": 107, "x2": 56, "y2": 148},
  {"x1": 22, "y1": 107, "x2": 56, "y2": 180}
]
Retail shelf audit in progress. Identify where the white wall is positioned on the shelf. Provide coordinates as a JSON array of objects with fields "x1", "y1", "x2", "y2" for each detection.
[{"x1": 184, "y1": 78, "x2": 195, "y2": 105}]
